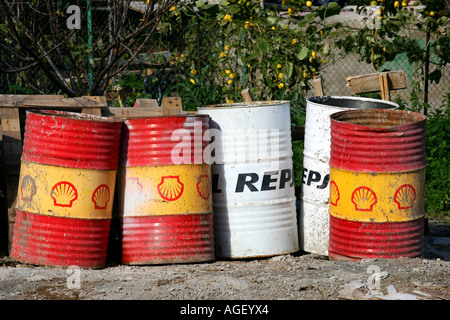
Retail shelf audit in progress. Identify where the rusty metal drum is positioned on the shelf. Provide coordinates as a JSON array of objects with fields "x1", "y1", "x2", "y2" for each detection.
[
  {"x1": 328, "y1": 109, "x2": 426, "y2": 260},
  {"x1": 299, "y1": 96, "x2": 398, "y2": 256},
  {"x1": 11, "y1": 110, "x2": 122, "y2": 268},
  {"x1": 119, "y1": 115, "x2": 215, "y2": 265},
  {"x1": 197, "y1": 101, "x2": 299, "y2": 259}
]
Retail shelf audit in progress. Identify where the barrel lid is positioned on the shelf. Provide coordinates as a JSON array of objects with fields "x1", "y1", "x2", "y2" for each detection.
[
  {"x1": 26, "y1": 109, "x2": 123, "y2": 123},
  {"x1": 330, "y1": 108, "x2": 427, "y2": 131},
  {"x1": 307, "y1": 96, "x2": 399, "y2": 110},
  {"x1": 122, "y1": 113, "x2": 210, "y2": 121}
]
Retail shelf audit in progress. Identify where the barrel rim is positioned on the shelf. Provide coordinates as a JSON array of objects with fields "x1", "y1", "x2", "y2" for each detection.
[
  {"x1": 27, "y1": 109, "x2": 123, "y2": 123},
  {"x1": 306, "y1": 95, "x2": 399, "y2": 110},
  {"x1": 330, "y1": 108, "x2": 427, "y2": 132},
  {"x1": 198, "y1": 100, "x2": 290, "y2": 110},
  {"x1": 122, "y1": 114, "x2": 211, "y2": 121}
]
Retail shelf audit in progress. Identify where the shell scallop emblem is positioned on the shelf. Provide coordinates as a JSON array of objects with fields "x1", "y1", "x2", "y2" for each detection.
[
  {"x1": 197, "y1": 175, "x2": 211, "y2": 200},
  {"x1": 330, "y1": 180, "x2": 340, "y2": 206},
  {"x1": 21, "y1": 175, "x2": 37, "y2": 203},
  {"x1": 157, "y1": 176, "x2": 184, "y2": 201},
  {"x1": 51, "y1": 181, "x2": 78, "y2": 208},
  {"x1": 394, "y1": 184, "x2": 416, "y2": 210},
  {"x1": 351, "y1": 186, "x2": 377, "y2": 212},
  {"x1": 92, "y1": 184, "x2": 111, "y2": 209}
]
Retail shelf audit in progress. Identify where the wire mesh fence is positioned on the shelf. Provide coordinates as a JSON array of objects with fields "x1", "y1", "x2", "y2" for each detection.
[{"x1": 0, "y1": 2, "x2": 448, "y2": 110}]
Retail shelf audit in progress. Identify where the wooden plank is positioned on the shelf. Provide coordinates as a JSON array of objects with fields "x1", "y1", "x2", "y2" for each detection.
[
  {"x1": 102, "y1": 107, "x2": 163, "y2": 118},
  {"x1": 161, "y1": 97, "x2": 182, "y2": 115},
  {"x1": 134, "y1": 98, "x2": 159, "y2": 108},
  {"x1": 241, "y1": 88, "x2": 253, "y2": 102},
  {"x1": 313, "y1": 78, "x2": 324, "y2": 96},
  {"x1": 346, "y1": 70, "x2": 406, "y2": 94},
  {"x1": 0, "y1": 94, "x2": 65, "y2": 107},
  {"x1": 0, "y1": 95, "x2": 107, "y2": 109},
  {"x1": 379, "y1": 73, "x2": 391, "y2": 101}
]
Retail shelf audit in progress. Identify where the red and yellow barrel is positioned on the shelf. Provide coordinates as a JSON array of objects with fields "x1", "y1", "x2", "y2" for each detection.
[
  {"x1": 119, "y1": 115, "x2": 215, "y2": 265},
  {"x1": 328, "y1": 109, "x2": 426, "y2": 261},
  {"x1": 11, "y1": 110, "x2": 122, "y2": 268}
]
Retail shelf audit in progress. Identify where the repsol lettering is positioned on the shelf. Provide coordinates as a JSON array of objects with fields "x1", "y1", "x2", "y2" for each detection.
[
  {"x1": 235, "y1": 169, "x2": 294, "y2": 193},
  {"x1": 302, "y1": 168, "x2": 329, "y2": 189}
]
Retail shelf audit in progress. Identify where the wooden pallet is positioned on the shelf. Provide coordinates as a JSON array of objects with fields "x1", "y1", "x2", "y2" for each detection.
[
  {"x1": 0, "y1": 95, "x2": 106, "y2": 255},
  {"x1": 346, "y1": 70, "x2": 407, "y2": 101}
]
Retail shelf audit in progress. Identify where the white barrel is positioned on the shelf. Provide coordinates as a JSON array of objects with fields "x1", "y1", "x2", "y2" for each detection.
[
  {"x1": 198, "y1": 101, "x2": 299, "y2": 259},
  {"x1": 299, "y1": 96, "x2": 399, "y2": 256}
]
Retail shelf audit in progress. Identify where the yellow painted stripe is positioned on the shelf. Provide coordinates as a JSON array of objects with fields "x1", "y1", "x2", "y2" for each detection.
[
  {"x1": 16, "y1": 161, "x2": 116, "y2": 219},
  {"x1": 329, "y1": 167, "x2": 425, "y2": 223},
  {"x1": 118, "y1": 164, "x2": 212, "y2": 217}
]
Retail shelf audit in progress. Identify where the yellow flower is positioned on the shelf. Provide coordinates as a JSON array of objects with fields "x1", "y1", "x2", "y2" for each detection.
[
  {"x1": 287, "y1": 7, "x2": 294, "y2": 15},
  {"x1": 306, "y1": 1, "x2": 312, "y2": 7},
  {"x1": 309, "y1": 57, "x2": 313, "y2": 63},
  {"x1": 311, "y1": 51, "x2": 316, "y2": 58},
  {"x1": 311, "y1": 68, "x2": 316, "y2": 73},
  {"x1": 191, "y1": 69, "x2": 197, "y2": 75},
  {"x1": 276, "y1": 64, "x2": 282, "y2": 69},
  {"x1": 278, "y1": 73, "x2": 283, "y2": 79},
  {"x1": 402, "y1": 1, "x2": 407, "y2": 7},
  {"x1": 224, "y1": 45, "x2": 231, "y2": 51},
  {"x1": 429, "y1": 11, "x2": 435, "y2": 16},
  {"x1": 229, "y1": 73, "x2": 236, "y2": 79},
  {"x1": 291, "y1": 38, "x2": 297, "y2": 45},
  {"x1": 227, "y1": 79, "x2": 233, "y2": 85},
  {"x1": 271, "y1": 26, "x2": 276, "y2": 30},
  {"x1": 226, "y1": 99, "x2": 234, "y2": 103},
  {"x1": 190, "y1": 79, "x2": 195, "y2": 84},
  {"x1": 224, "y1": 14, "x2": 232, "y2": 22},
  {"x1": 220, "y1": 52, "x2": 227, "y2": 58},
  {"x1": 278, "y1": 83, "x2": 284, "y2": 89},
  {"x1": 225, "y1": 69, "x2": 231, "y2": 74},
  {"x1": 322, "y1": 59, "x2": 326, "y2": 64},
  {"x1": 394, "y1": 1, "x2": 400, "y2": 8},
  {"x1": 282, "y1": 0, "x2": 287, "y2": 5},
  {"x1": 170, "y1": 6, "x2": 176, "y2": 11}
]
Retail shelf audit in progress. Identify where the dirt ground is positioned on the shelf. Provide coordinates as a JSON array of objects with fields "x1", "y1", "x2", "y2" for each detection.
[{"x1": 0, "y1": 220, "x2": 448, "y2": 304}]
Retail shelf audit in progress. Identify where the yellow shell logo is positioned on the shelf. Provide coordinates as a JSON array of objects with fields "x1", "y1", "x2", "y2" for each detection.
[
  {"x1": 51, "y1": 181, "x2": 78, "y2": 208},
  {"x1": 21, "y1": 175, "x2": 37, "y2": 203},
  {"x1": 157, "y1": 176, "x2": 184, "y2": 201},
  {"x1": 329, "y1": 180, "x2": 340, "y2": 206},
  {"x1": 92, "y1": 184, "x2": 111, "y2": 209},
  {"x1": 197, "y1": 175, "x2": 211, "y2": 200},
  {"x1": 351, "y1": 186, "x2": 377, "y2": 212},
  {"x1": 394, "y1": 184, "x2": 416, "y2": 210}
]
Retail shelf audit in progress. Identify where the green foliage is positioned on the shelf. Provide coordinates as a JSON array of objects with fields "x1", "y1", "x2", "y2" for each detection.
[
  {"x1": 155, "y1": 0, "x2": 339, "y2": 107},
  {"x1": 112, "y1": 73, "x2": 153, "y2": 107},
  {"x1": 169, "y1": 74, "x2": 225, "y2": 111},
  {"x1": 424, "y1": 95, "x2": 450, "y2": 217}
]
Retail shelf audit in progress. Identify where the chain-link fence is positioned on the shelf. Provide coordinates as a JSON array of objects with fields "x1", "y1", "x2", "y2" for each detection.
[
  {"x1": 306, "y1": 16, "x2": 449, "y2": 111},
  {"x1": 0, "y1": 3, "x2": 448, "y2": 110}
]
